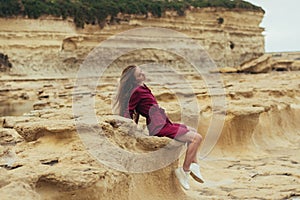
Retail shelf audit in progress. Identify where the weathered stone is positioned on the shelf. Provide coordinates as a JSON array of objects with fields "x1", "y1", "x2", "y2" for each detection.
[
  {"x1": 211, "y1": 66, "x2": 238, "y2": 73},
  {"x1": 271, "y1": 60, "x2": 293, "y2": 71},
  {"x1": 0, "y1": 182, "x2": 40, "y2": 200},
  {"x1": 1, "y1": 116, "x2": 31, "y2": 128},
  {"x1": 14, "y1": 120, "x2": 75, "y2": 141},
  {"x1": 0, "y1": 128, "x2": 23, "y2": 145},
  {"x1": 33, "y1": 101, "x2": 50, "y2": 110},
  {"x1": 238, "y1": 54, "x2": 272, "y2": 73},
  {"x1": 291, "y1": 60, "x2": 300, "y2": 71},
  {"x1": 19, "y1": 93, "x2": 29, "y2": 100},
  {"x1": 0, "y1": 113, "x2": 187, "y2": 200}
]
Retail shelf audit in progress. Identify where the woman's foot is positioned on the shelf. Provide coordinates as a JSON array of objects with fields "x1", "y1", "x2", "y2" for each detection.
[
  {"x1": 175, "y1": 167, "x2": 190, "y2": 190},
  {"x1": 190, "y1": 163, "x2": 204, "y2": 183}
]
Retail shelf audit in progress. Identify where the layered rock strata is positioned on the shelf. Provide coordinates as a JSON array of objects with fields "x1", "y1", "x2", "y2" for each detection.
[{"x1": 0, "y1": 7, "x2": 264, "y2": 76}]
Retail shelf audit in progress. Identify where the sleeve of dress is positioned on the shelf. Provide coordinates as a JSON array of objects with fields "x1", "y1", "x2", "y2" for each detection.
[{"x1": 124, "y1": 89, "x2": 140, "y2": 119}]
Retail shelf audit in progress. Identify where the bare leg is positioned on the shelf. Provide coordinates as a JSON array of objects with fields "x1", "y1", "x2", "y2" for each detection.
[
  {"x1": 186, "y1": 126, "x2": 201, "y2": 164},
  {"x1": 176, "y1": 131, "x2": 202, "y2": 171}
]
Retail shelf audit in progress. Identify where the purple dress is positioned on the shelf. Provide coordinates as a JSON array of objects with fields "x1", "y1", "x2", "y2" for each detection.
[{"x1": 124, "y1": 84, "x2": 189, "y2": 139}]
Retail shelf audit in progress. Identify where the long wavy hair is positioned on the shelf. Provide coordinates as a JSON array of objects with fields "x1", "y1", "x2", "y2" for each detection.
[{"x1": 113, "y1": 65, "x2": 138, "y2": 116}]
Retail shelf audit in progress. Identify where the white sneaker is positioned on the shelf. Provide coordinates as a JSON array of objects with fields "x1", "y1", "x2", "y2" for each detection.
[
  {"x1": 175, "y1": 167, "x2": 190, "y2": 190},
  {"x1": 190, "y1": 163, "x2": 204, "y2": 183}
]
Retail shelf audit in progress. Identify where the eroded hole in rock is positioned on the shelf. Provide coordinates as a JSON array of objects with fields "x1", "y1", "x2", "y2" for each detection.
[
  {"x1": 217, "y1": 17, "x2": 224, "y2": 24},
  {"x1": 291, "y1": 160, "x2": 298, "y2": 164},
  {"x1": 0, "y1": 164, "x2": 23, "y2": 170},
  {"x1": 0, "y1": 53, "x2": 13, "y2": 72},
  {"x1": 230, "y1": 41, "x2": 235, "y2": 50},
  {"x1": 274, "y1": 67, "x2": 288, "y2": 72},
  {"x1": 108, "y1": 120, "x2": 119, "y2": 128},
  {"x1": 41, "y1": 159, "x2": 59, "y2": 166},
  {"x1": 62, "y1": 37, "x2": 77, "y2": 51}
]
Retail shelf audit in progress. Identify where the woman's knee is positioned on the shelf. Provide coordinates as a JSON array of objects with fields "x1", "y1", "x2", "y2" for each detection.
[
  {"x1": 194, "y1": 133, "x2": 202, "y2": 144},
  {"x1": 176, "y1": 131, "x2": 202, "y2": 143},
  {"x1": 189, "y1": 132, "x2": 202, "y2": 144}
]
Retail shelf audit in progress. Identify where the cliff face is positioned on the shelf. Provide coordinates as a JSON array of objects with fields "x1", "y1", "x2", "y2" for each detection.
[{"x1": 0, "y1": 7, "x2": 264, "y2": 75}]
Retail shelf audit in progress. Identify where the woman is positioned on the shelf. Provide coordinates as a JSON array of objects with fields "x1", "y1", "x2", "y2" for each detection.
[{"x1": 114, "y1": 65, "x2": 204, "y2": 190}]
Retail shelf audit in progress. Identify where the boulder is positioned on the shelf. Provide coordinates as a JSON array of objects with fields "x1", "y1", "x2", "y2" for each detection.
[
  {"x1": 238, "y1": 54, "x2": 272, "y2": 73},
  {"x1": 14, "y1": 120, "x2": 75, "y2": 142}
]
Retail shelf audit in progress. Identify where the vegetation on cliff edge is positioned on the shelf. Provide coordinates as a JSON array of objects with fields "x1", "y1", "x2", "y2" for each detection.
[{"x1": 0, "y1": 0, "x2": 264, "y2": 28}]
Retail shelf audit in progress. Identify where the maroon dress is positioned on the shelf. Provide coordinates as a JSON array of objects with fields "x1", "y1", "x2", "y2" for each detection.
[{"x1": 123, "y1": 84, "x2": 189, "y2": 139}]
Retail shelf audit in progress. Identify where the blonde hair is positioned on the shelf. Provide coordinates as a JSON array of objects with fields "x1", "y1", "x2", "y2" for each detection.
[{"x1": 113, "y1": 65, "x2": 138, "y2": 116}]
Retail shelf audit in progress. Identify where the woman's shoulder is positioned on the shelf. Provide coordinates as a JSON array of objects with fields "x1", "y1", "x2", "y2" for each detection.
[
  {"x1": 132, "y1": 85, "x2": 151, "y2": 96},
  {"x1": 134, "y1": 84, "x2": 149, "y2": 91}
]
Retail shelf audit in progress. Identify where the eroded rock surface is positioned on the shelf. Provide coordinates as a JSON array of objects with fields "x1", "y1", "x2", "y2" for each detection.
[
  {"x1": 0, "y1": 68, "x2": 299, "y2": 199},
  {"x1": 0, "y1": 108, "x2": 187, "y2": 200}
]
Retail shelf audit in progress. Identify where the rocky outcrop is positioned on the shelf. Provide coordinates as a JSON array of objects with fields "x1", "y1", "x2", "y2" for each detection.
[
  {"x1": 238, "y1": 54, "x2": 272, "y2": 73},
  {"x1": 0, "y1": 110, "x2": 188, "y2": 200},
  {"x1": 1, "y1": 67, "x2": 300, "y2": 199},
  {"x1": 0, "y1": 7, "x2": 264, "y2": 76},
  {"x1": 214, "y1": 52, "x2": 300, "y2": 73}
]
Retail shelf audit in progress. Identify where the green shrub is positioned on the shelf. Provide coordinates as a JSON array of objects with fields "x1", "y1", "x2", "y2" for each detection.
[{"x1": 0, "y1": 0, "x2": 20, "y2": 17}]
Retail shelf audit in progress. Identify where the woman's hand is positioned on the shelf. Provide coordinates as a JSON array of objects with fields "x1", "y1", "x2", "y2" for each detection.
[{"x1": 133, "y1": 110, "x2": 140, "y2": 124}]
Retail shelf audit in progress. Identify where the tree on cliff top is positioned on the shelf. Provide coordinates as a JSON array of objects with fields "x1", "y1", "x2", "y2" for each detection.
[{"x1": 0, "y1": 0, "x2": 264, "y2": 28}]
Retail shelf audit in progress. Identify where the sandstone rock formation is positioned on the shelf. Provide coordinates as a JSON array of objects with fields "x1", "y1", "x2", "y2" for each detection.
[
  {"x1": 0, "y1": 67, "x2": 299, "y2": 199},
  {"x1": 214, "y1": 52, "x2": 300, "y2": 73},
  {"x1": 0, "y1": 4, "x2": 300, "y2": 200},
  {"x1": 0, "y1": 110, "x2": 188, "y2": 200},
  {"x1": 0, "y1": 7, "x2": 264, "y2": 76}
]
